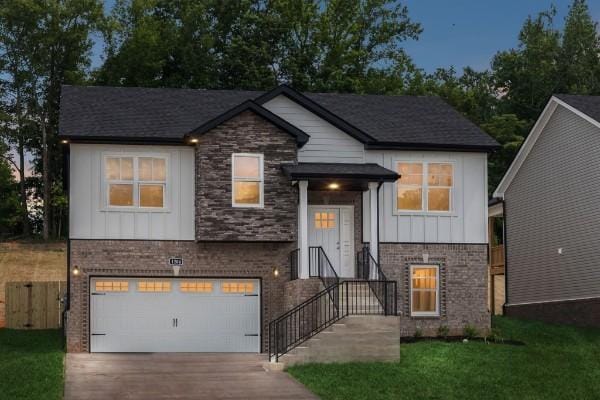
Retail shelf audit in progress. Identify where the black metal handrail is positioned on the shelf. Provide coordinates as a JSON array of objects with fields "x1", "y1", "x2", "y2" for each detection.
[
  {"x1": 290, "y1": 248, "x2": 300, "y2": 280},
  {"x1": 268, "y1": 280, "x2": 397, "y2": 362},
  {"x1": 356, "y1": 247, "x2": 388, "y2": 281},
  {"x1": 309, "y1": 246, "x2": 339, "y2": 289}
]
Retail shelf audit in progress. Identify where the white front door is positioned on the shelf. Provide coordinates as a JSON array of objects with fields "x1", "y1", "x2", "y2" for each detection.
[
  {"x1": 90, "y1": 278, "x2": 260, "y2": 353},
  {"x1": 308, "y1": 206, "x2": 354, "y2": 277}
]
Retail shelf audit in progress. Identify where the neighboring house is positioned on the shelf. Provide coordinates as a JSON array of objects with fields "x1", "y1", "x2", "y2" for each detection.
[
  {"x1": 59, "y1": 84, "x2": 496, "y2": 356},
  {"x1": 494, "y1": 95, "x2": 600, "y2": 328},
  {"x1": 488, "y1": 198, "x2": 505, "y2": 316}
]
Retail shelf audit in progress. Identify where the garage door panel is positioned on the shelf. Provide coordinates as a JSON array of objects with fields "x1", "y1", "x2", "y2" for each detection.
[{"x1": 90, "y1": 278, "x2": 260, "y2": 353}]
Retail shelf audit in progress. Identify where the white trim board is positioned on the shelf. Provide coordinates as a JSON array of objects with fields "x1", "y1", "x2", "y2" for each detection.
[{"x1": 494, "y1": 96, "x2": 600, "y2": 198}]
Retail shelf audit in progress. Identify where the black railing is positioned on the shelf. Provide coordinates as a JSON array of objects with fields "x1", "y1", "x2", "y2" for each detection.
[
  {"x1": 309, "y1": 246, "x2": 339, "y2": 289},
  {"x1": 290, "y1": 248, "x2": 300, "y2": 280},
  {"x1": 356, "y1": 247, "x2": 388, "y2": 281},
  {"x1": 269, "y1": 280, "x2": 397, "y2": 362}
]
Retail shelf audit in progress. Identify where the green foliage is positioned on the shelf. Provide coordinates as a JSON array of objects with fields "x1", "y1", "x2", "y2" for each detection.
[
  {"x1": 437, "y1": 325, "x2": 450, "y2": 339},
  {"x1": 413, "y1": 327, "x2": 423, "y2": 338},
  {"x1": 290, "y1": 317, "x2": 600, "y2": 400},
  {"x1": 463, "y1": 324, "x2": 479, "y2": 339},
  {"x1": 0, "y1": 329, "x2": 64, "y2": 400},
  {"x1": 0, "y1": 156, "x2": 21, "y2": 237}
]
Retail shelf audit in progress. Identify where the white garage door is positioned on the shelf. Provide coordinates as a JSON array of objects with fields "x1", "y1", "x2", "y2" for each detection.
[{"x1": 90, "y1": 278, "x2": 260, "y2": 353}]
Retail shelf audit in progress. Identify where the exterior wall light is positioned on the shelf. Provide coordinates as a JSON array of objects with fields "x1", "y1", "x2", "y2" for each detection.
[
  {"x1": 72, "y1": 265, "x2": 80, "y2": 276},
  {"x1": 60, "y1": 139, "x2": 69, "y2": 144},
  {"x1": 273, "y1": 267, "x2": 280, "y2": 277},
  {"x1": 328, "y1": 183, "x2": 340, "y2": 190},
  {"x1": 189, "y1": 138, "x2": 199, "y2": 144}
]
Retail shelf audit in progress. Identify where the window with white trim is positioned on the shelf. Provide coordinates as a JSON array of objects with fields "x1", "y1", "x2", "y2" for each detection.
[
  {"x1": 104, "y1": 155, "x2": 167, "y2": 209},
  {"x1": 410, "y1": 265, "x2": 439, "y2": 316},
  {"x1": 232, "y1": 154, "x2": 263, "y2": 207},
  {"x1": 396, "y1": 162, "x2": 453, "y2": 212}
]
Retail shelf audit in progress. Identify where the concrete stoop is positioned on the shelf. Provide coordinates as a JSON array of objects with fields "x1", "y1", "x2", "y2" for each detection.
[{"x1": 275, "y1": 315, "x2": 401, "y2": 367}]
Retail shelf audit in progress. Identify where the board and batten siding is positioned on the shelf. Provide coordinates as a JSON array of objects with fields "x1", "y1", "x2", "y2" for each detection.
[
  {"x1": 263, "y1": 95, "x2": 365, "y2": 163},
  {"x1": 505, "y1": 106, "x2": 600, "y2": 305},
  {"x1": 69, "y1": 144, "x2": 195, "y2": 240},
  {"x1": 362, "y1": 151, "x2": 487, "y2": 244}
]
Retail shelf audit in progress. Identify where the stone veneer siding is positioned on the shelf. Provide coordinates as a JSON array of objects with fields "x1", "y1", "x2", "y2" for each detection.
[
  {"x1": 67, "y1": 240, "x2": 295, "y2": 353},
  {"x1": 379, "y1": 243, "x2": 490, "y2": 336},
  {"x1": 195, "y1": 110, "x2": 298, "y2": 241}
]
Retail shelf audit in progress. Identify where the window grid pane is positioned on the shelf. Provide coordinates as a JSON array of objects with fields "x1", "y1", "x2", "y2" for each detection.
[
  {"x1": 234, "y1": 181, "x2": 260, "y2": 204},
  {"x1": 139, "y1": 184, "x2": 164, "y2": 208},
  {"x1": 109, "y1": 184, "x2": 134, "y2": 206},
  {"x1": 397, "y1": 162, "x2": 423, "y2": 211},
  {"x1": 234, "y1": 156, "x2": 260, "y2": 178}
]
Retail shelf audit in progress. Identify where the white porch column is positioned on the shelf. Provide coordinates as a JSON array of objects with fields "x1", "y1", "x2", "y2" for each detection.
[
  {"x1": 368, "y1": 182, "x2": 379, "y2": 266},
  {"x1": 298, "y1": 180, "x2": 309, "y2": 279}
]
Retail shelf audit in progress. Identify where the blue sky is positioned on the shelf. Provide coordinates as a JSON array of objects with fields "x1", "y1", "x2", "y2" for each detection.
[{"x1": 91, "y1": 1, "x2": 600, "y2": 74}]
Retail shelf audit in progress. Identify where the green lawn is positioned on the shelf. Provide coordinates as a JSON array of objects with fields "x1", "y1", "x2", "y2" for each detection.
[
  {"x1": 288, "y1": 317, "x2": 600, "y2": 400},
  {"x1": 0, "y1": 329, "x2": 64, "y2": 400}
]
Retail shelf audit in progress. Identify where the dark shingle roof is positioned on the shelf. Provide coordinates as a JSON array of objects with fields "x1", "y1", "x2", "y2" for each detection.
[
  {"x1": 282, "y1": 162, "x2": 398, "y2": 181},
  {"x1": 555, "y1": 94, "x2": 600, "y2": 124},
  {"x1": 59, "y1": 85, "x2": 498, "y2": 150}
]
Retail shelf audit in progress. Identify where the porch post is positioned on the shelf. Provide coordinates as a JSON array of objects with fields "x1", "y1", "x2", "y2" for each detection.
[
  {"x1": 368, "y1": 182, "x2": 379, "y2": 267},
  {"x1": 298, "y1": 180, "x2": 309, "y2": 279}
]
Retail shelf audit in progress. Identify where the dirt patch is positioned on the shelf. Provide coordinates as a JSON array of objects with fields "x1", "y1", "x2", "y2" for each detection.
[{"x1": 0, "y1": 241, "x2": 67, "y2": 328}]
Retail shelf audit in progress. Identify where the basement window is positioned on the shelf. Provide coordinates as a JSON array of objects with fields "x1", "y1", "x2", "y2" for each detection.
[{"x1": 410, "y1": 265, "x2": 439, "y2": 317}]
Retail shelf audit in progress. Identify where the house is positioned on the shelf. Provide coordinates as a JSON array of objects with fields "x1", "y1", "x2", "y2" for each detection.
[
  {"x1": 488, "y1": 198, "x2": 505, "y2": 316},
  {"x1": 494, "y1": 95, "x2": 600, "y2": 327},
  {"x1": 59, "y1": 84, "x2": 496, "y2": 360}
]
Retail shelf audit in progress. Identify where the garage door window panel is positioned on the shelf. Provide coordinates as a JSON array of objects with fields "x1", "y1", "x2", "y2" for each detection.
[
  {"x1": 95, "y1": 281, "x2": 129, "y2": 292},
  {"x1": 138, "y1": 281, "x2": 171, "y2": 292},
  {"x1": 222, "y1": 282, "x2": 254, "y2": 294},
  {"x1": 180, "y1": 281, "x2": 213, "y2": 293}
]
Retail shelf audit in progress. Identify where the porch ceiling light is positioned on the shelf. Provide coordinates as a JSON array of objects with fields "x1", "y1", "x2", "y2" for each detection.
[{"x1": 328, "y1": 182, "x2": 340, "y2": 190}]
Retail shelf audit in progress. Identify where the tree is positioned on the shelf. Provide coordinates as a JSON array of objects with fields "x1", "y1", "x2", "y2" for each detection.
[
  {"x1": 557, "y1": 0, "x2": 600, "y2": 94},
  {"x1": 0, "y1": 142, "x2": 21, "y2": 238},
  {"x1": 492, "y1": 8, "x2": 561, "y2": 122}
]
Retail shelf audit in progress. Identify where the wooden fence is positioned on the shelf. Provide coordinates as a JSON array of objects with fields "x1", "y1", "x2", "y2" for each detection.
[{"x1": 5, "y1": 281, "x2": 66, "y2": 329}]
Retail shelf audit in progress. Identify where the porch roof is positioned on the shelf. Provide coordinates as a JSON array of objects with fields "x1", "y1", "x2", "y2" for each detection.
[{"x1": 282, "y1": 162, "x2": 399, "y2": 191}]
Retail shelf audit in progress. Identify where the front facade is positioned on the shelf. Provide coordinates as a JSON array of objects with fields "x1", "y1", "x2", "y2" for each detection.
[
  {"x1": 62, "y1": 85, "x2": 495, "y2": 353},
  {"x1": 494, "y1": 95, "x2": 600, "y2": 327}
]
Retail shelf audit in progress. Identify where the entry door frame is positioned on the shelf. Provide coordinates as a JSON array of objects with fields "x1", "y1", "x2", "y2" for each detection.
[
  {"x1": 88, "y1": 275, "x2": 263, "y2": 353},
  {"x1": 307, "y1": 205, "x2": 355, "y2": 278}
]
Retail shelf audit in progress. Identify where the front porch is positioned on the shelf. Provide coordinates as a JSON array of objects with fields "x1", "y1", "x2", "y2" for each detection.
[{"x1": 282, "y1": 162, "x2": 399, "y2": 281}]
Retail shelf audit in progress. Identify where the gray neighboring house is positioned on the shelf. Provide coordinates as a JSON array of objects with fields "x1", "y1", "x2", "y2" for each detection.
[
  {"x1": 494, "y1": 94, "x2": 600, "y2": 327},
  {"x1": 59, "y1": 84, "x2": 496, "y2": 361}
]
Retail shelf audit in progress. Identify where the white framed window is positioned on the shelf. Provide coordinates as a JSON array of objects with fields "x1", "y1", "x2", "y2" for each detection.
[
  {"x1": 104, "y1": 155, "x2": 168, "y2": 209},
  {"x1": 395, "y1": 161, "x2": 453, "y2": 213},
  {"x1": 232, "y1": 153, "x2": 263, "y2": 208},
  {"x1": 410, "y1": 265, "x2": 439, "y2": 317}
]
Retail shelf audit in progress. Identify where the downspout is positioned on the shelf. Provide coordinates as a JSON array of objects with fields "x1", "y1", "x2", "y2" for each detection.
[{"x1": 376, "y1": 181, "x2": 383, "y2": 265}]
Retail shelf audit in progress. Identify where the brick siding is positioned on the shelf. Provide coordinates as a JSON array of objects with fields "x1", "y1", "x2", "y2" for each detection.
[
  {"x1": 379, "y1": 243, "x2": 490, "y2": 336},
  {"x1": 195, "y1": 110, "x2": 298, "y2": 241}
]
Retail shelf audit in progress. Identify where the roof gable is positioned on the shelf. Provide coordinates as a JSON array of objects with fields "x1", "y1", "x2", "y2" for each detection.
[{"x1": 494, "y1": 95, "x2": 600, "y2": 197}]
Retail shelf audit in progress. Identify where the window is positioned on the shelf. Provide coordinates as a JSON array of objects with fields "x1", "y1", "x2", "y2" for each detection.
[
  {"x1": 315, "y1": 212, "x2": 335, "y2": 229},
  {"x1": 396, "y1": 162, "x2": 453, "y2": 212},
  {"x1": 232, "y1": 154, "x2": 263, "y2": 207},
  {"x1": 105, "y1": 155, "x2": 167, "y2": 209},
  {"x1": 180, "y1": 281, "x2": 213, "y2": 293},
  {"x1": 410, "y1": 266, "x2": 439, "y2": 316},
  {"x1": 138, "y1": 281, "x2": 171, "y2": 292},
  {"x1": 222, "y1": 282, "x2": 254, "y2": 294},
  {"x1": 95, "y1": 281, "x2": 129, "y2": 292}
]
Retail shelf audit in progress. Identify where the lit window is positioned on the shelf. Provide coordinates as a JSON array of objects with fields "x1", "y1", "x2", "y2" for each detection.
[
  {"x1": 180, "y1": 281, "x2": 213, "y2": 293},
  {"x1": 222, "y1": 282, "x2": 254, "y2": 294},
  {"x1": 105, "y1": 155, "x2": 167, "y2": 208},
  {"x1": 138, "y1": 281, "x2": 171, "y2": 292},
  {"x1": 315, "y1": 212, "x2": 335, "y2": 229},
  {"x1": 396, "y1": 162, "x2": 453, "y2": 212},
  {"x1": 410, "y1": 266, "x2": 439, "y2": 316},
  {"x1": 95, "y1": 281, "x2": 129, "y2": 292},
  {"x1": 427, "y1": 163, "x2": 452, "y2": 212},
  {"x1": 397, "y1": 162, "x2": 423, "y2": 211},
  {"x1": 232, "y1": 154, "x2": 263, "y2": 207}
]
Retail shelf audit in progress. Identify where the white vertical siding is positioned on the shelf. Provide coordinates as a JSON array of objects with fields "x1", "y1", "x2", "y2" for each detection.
[
  {"x1": 69, "y1": 144, "x2": 195, "y2": 240},
  {"x1": 263, "y1": 95, "x2": 365, "y2": 163},
  {"x1": 363, "y1": 150, "x2": 487, "y2": 244}
]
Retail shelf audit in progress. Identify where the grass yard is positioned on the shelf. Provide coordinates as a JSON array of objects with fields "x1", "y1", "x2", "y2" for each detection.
[
  {"x1": 289, "y1": 317, "x2": 600, "y2": 400},
  {"x1": 0, "y1": 329, "x2": 64, "y2": 400}
]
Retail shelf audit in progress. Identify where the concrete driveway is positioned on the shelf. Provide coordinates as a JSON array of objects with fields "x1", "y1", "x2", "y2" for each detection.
[{"x1": 65, "y1": 353, "x2": 318, "y2": 400}]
